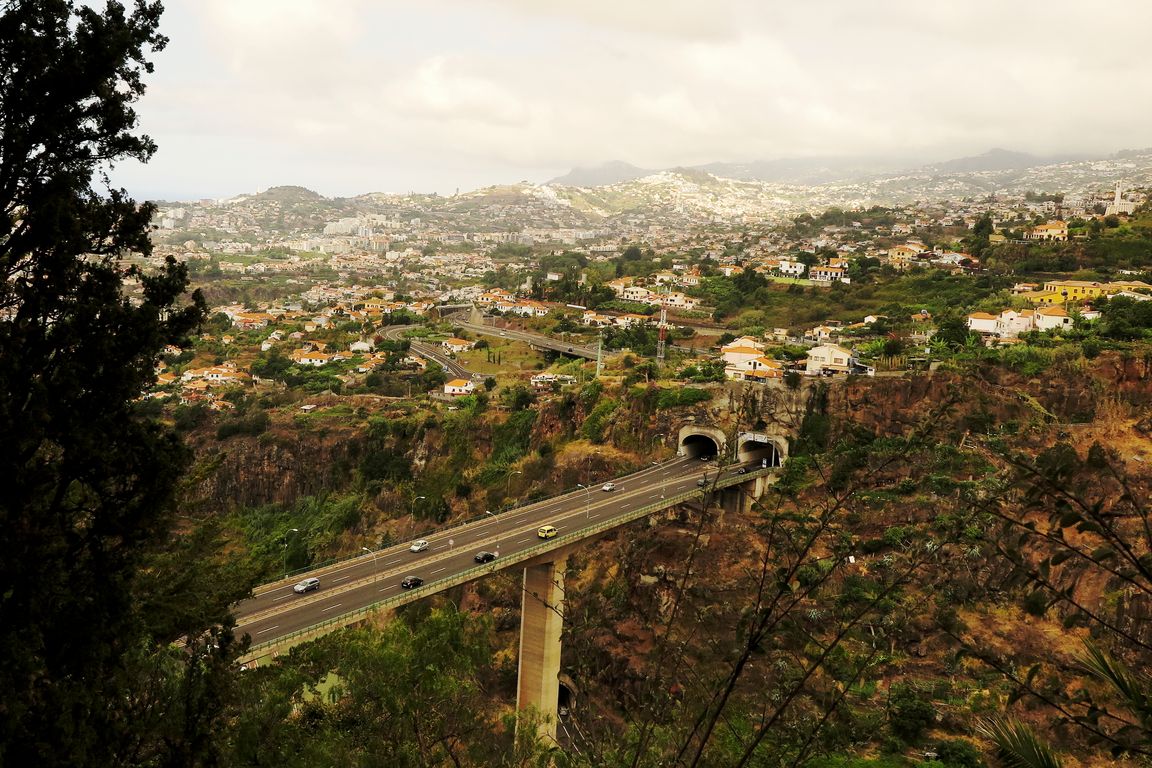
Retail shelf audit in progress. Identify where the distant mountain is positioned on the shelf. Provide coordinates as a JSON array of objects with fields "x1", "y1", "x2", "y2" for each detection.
[
  {"x1": 695, "y1": 156, "x2": 914, "y2": 185},
  {"x1": 547, "y1": 161, "x2": 653, "y2": 187},
  {"x1": 924, "y1": 148, "x2": 1093, "y2": 174}
]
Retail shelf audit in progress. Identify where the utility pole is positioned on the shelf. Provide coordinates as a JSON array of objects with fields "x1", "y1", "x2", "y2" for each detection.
[
  {"x1": 595, "y1": 331, "x2": 603, "y2": 379},
  {"x1": 656, "y1": 303, "x2": 668, "y2": 364}
]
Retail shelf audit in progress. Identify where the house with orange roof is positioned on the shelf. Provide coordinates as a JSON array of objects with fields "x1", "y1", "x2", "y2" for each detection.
[
  {"x1": 581, "y1": 310, "x2": 614, "y2": 327},
  {"x1": 443, "y1": 378, "x2": 475, "y2": 397},
  {"x1": 1026, "y1": 221, "x2": 1068, "y2": 241},
  {"x1": 966, "y1": 312, "x2": 998, "y2": 335},
  {"x1": 442, "y1": 337, "x2": 475, "y2": 354},
  {"x1": 290, "y1": 350, "x2": 334, "y2": 367},
  {"x1": 1034, "y1": 305, "x2": 1072, "y2": 332},
  {"x1": 721, "y1": 345, "x2": 766, "y2": 368},
  {"x1": 725, "y1": 356, "x2": 785, "y2": 382}
]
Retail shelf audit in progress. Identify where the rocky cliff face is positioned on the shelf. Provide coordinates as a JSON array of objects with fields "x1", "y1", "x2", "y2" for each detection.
[
  {"x1": 185, "y1": 428, "x2": 364, "y2": 511},
  {"x1": 183, "y1": 352, "x2": 1147, "y2": 514}
]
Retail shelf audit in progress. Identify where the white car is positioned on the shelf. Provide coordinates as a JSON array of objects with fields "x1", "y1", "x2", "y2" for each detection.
[
  {"x1": 292, "y1": 577, "x2": 320, "y2": 594},
  {"x1": 409, "y1": 539, "x2": 429, "y2": 553},
  {"x1": 601, "y1": 482, "x2": 616, "y2": 492}
]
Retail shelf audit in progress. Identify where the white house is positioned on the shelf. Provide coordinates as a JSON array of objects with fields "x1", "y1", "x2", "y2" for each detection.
[
  {"x1": 966, "y1": 312, "x2": 999, "y2": 335},
  {"x1": 810, "y1": 265, "x2": 849, "y2": 284},
  {"x1": 723, "y1": 336, "x2": 764, "y2": 352},
  {"x1": 998, "y1": 309, "x2": 1036, "y2": 337},
  {"x1": 622, "y1": 285, "x2": 654, "y2": 302},
  {"x1": 443, "y1": 378, "x2": 475, "y2": 396},
  {"x1": 661, "y1": 292, "x2": 701, "y2": 310},
  {"x1": 777, "y1": 259, "x2": 807, "y2": 277},
  {"x1": 805, "y1": 344, "x2": 853, "y2": 374},
  {"x1": 1034, "y1": 305, "x2": 1072, "y2": 331},
  {"x1": 349, "y1": 339, "x2": 375, "y2": 353},
  {"x1": 442, "y1": 338, "x2": 475, "y2": 354},
  {"x1": 290, "y1": 350, "x2": 334, "y2": 367},
  {"x1": 581, "y1": 310, "x2": 614, "y2": 327},
  {"x1": 721, "y1": 345, "x2": 765, "y2": 367},
  {"x1": 725, "y1": 356, "x2": 785, "y2": 382},
  {"x1": 613, "y1": 313, "x2": 651, "y2": 328}
]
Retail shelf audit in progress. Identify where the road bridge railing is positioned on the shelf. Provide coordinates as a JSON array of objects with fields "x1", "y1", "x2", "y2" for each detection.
[
  {"x1": 253, "y1": 458, "x2": 697, "y2": 595},
  {"x1": 239, "y1": 466, "x2": 775, "y2": 665}
]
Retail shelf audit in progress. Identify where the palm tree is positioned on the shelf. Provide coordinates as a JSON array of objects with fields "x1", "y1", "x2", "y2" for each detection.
[{"x1": 976, "y1": 718, "x2": 1063, "y2": 768}]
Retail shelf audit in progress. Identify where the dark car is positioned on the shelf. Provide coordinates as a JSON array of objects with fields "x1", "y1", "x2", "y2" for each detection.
[
  {"x1": 734, "y1": 467, "x2": 748, "y2": 474},
  {"x1": 400, "y1": 575, "x2": 424, "y2": 589},
  {"x1": 474, "y1": 551, "x2": 497, "y2": 563}
]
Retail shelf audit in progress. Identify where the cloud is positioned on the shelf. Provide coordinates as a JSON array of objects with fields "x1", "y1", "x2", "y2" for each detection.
[{"x1": 114, "y1": 0, "x2": 1152, "y2": 197}]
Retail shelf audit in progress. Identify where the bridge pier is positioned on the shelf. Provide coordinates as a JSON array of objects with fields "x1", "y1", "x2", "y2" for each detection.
[{"x1": 516, "y1": 553, "x2": 568, "y2": 743}]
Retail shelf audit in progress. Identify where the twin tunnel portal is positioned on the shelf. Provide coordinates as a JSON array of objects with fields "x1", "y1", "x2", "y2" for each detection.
[{"x1": 236, "y1": 426, "x2": 787, "y2": 743}]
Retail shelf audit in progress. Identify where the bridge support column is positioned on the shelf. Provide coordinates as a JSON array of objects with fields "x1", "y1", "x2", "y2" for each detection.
[{"x1": 517, "y1": 554, "x2": 567, "y2": 743}]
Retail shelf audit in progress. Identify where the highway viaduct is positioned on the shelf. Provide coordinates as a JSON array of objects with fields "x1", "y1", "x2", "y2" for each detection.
[{"x1": 233, "y1": 426, "x2": 788, "y2": 743}]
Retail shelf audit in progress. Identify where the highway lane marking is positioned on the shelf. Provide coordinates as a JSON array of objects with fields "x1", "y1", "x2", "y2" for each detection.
[
  {"x1": 255, "y1": 625, "x2": 280, "y2": 635},
  {"x1": 320, "y1": 603, "x2": 344, "y2": 612},
  {"x1": 331, "y1": 576, "x2": 349, "y2": 584},
  {"x1": 431, "y1": 568, "x2": 445, "y2": 574},
  {"x1": 273, "y1": 594, "x2": 291, "y2": 602}
]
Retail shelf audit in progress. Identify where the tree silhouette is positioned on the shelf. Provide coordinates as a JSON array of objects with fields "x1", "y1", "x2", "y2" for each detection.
[{"x1": 0, "y1": 2, "x2": 215, "y2": 765}]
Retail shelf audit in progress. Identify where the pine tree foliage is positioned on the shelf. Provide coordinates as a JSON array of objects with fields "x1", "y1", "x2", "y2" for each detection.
[{"x1": 0, "y1": 2, "x2": 211, "y2": 765}]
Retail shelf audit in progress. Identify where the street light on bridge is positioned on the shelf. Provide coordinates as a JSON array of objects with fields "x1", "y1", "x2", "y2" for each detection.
[
  {"x1": 485, "y1": 509, "x2": 499, "y2": 553},
  {"x1": 410, "y1": 495, "x2": 427, "y2": 538},
  {"x1": 282, "y1": 528, "x2": 300, "y2": 578},
  {"x1": 360, "y1": 546, "x2": 378, "y2": 571},
  {"x1": 577, "y1": 483, "x2": 592, "y2": 521},
  {"x1": 506, "y1": 469, "x2": 523, "y2": 499}
]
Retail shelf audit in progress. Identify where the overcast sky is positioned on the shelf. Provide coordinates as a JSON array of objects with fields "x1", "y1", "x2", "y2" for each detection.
[{"x1": 111, "y1": 0, "x2": 1152, "y2": 200}]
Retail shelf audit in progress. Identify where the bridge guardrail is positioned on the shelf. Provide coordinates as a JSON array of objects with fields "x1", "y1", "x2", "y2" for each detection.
[
  {"x1": 240, "y1": 466, "x2": 774, "y2": 664},
  {"x1": 259, "y1": 456, "x2": 692, "y2": 587}
]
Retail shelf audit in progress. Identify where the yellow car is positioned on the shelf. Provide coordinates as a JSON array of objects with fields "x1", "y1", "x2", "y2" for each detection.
[{"x1": 537, "y1": 525, "x2": 558, "y2": 539}]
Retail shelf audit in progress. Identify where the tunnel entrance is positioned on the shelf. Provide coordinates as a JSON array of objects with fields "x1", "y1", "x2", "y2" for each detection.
[
  {"x1": 737, "y1": 432, "x2": 787, "y2": 467},
  {"x1": 558, "y1": 676, "x2": 577, "y2": 718},
  {"x1": 680, "y1": 434, "x2": 720, "y2": 459}
]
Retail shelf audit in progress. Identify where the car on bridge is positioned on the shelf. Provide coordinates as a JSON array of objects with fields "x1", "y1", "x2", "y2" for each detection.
[
  {"x1": 474, "y1": 551, "x2": 497, "y2": 563},
  {"x1": 292, "y1": 577, "x2": 320, "y2": 594},
  {"x1": 601, "y1": 482, "x2": 616, "y2": 492},
  {"x1": 409, "y1": 539, "x2": 429, "y2": 552},
  {"x1": 400, "y1": 575, "x2": 424, "y2": 589},
  {"x1": 537, "y1": 525, "x2": 558, "y2": 539}
]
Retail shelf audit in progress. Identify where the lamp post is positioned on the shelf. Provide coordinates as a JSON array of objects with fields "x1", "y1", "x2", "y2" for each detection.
[
  {"x1": 577, "y1": 483, "x2": 592, "y2": 521},
  {"x1": 485, "y1": 509, "x2": 498, "y2": 553},
  {"x1": 283, "y1": 528, "x2": 300, "y2": 578},
  {"x1": 506, "y1": 469, "x2": 523, "y2": 500},
  {"x1": 410, "y1": 495, "x2": 426, "y2": 539},
  {"x1": 361, "y1": 546, "x2": 378, "y2": 571}
]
